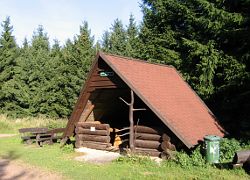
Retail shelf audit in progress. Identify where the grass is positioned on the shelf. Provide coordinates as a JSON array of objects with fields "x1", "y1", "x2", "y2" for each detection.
[
  {"x1": 0, "y1": 114, "x2": 67, "y2": 133},
  {"x1": 0, "y1": 115, "x2": 249, "y2": 179},
  {"x1": 0, "y1": 136, "x2": 249, "y2": 180}
]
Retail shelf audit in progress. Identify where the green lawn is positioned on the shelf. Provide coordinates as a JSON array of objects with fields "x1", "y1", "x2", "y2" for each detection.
[
  {"x1": 0, "y1": 115, "x2": 249, "y2": 179},
  {"x1": 0, "y1": 136, "x2": 249, "y2": 180}
]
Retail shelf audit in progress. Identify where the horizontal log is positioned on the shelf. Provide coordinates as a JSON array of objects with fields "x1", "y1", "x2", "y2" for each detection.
[
  {"x1": 135, "y1": 133, "x2": 161, "y2": 141},
  {"x1": 232, "y1": 150, "x2": 250, "y2": 164},
  {"x1": 76, "y1": 122, "x2": 110, "y2": 131},
  {"x1": 135, "y1": 139, "x2": 161, "y2": 149},
  {"x1": 161, "y1": 141, "x2": 176, "y2": 151},
  {"x1": 75, "y1": 127, "x2": 110, "y2": 136},
  {"x1": 134, "y1": 125, "x2": 163, "y2": 134},
  {"x1": 75, "y1": 134, "x2": 110, "y2": 143},
  {"x1": 75, "y1": 141, "x2": 112, "y2": 150},
  {"x1": 162, "y1": 133, "x2": 171, "y2": 142}
]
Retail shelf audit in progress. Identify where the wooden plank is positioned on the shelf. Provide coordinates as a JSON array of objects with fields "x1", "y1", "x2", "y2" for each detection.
[
  {"x1": 76, "y1": 122, "x2": 110, "y2": 130},
  {"x1": 63, "y1": 57, "x2": 99, "y2": 138},
  {"x1": 89, "y1": 81, "x2": 117, "y2": 87},
  {"x1": 18, "y1": 128, "x2": 48, "y2": 133},
  {"x1": 75, "y1": 141, "x2": 112, "y2": 150},
  {"x1": 75, "y1": 134, "x2": 110, "y2": 143},
  {"x1": 75, "y1": 127, "x2": 110, "y2": 136}
]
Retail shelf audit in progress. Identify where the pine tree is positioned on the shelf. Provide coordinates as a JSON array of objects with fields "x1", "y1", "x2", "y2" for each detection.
[
  {"x1": 125, "y1": 14, "x2": 140, "y2": 57},
  {"x1": 139, "y1": 0, "x2": 246, "y2": 98},
  {"x1": 59, "y1": 22, "x2": 95, "y2": 116},
  {"x1": 101, "y1": 19, "x2": 127, "y2": 55},
  {"x1": 0, "y1": 17, "x2": 19, "y2": 113}
]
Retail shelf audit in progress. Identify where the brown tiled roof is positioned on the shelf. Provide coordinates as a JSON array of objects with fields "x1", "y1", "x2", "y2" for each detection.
[{"x1": 100, "y1": 52, "x2": 225, "y2": 148}]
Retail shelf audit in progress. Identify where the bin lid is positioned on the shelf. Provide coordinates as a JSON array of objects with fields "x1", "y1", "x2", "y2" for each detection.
[{"x1": 204, "y1": 135, "x2": 221, "y2": 141}]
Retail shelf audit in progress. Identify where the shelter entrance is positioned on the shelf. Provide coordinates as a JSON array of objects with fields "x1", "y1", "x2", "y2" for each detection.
[{"x1": 75, "y1": 86, "x2": 178, "y2": 157}]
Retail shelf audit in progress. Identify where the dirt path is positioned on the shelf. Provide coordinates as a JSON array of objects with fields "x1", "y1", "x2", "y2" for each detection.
[
  {"x1": 0, "y1": 159, "x2": 64, "y2": 180},
  {"x1": 0, "y1": 134, "x2": 16, "y2": 138},
  {"x1": 0, "y1": 134, "x2": 65, "y2": 180}
]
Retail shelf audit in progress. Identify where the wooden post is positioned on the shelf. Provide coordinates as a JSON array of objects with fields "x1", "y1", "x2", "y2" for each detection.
[{"x1": 119, "y1": 90, "x2": 146, "y2": 153}]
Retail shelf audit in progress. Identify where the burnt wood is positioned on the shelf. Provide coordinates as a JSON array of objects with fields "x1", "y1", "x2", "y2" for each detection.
[{"x1": 75, "y1": 134, "x2": 110, "y2": 143}]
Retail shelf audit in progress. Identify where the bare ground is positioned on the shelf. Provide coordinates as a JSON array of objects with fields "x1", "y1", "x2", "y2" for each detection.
[
  {"x1": 0, "y1": 134, "x2": 64, "y2": 180},
  {"x1": 0, "y1": 159, "x2": 64, "y2": 180}
]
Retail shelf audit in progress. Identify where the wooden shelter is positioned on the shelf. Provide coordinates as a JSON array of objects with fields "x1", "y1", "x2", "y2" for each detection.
[{"x1": 63, "y1": 52, "x2": 225, "y2": 156}]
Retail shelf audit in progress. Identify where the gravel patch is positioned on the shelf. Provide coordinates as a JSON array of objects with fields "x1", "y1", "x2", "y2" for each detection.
[{"x1": 75, "y1": 147, "x2": 121, "y2": 164}]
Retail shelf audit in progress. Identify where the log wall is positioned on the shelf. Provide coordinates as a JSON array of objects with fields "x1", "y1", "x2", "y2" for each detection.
[
  {"x1": 134, "y1": 125, "x2": 176, "y2": 158},
  {"x1": 75, "y1": 122, "x2": 111, "y2": 150}
]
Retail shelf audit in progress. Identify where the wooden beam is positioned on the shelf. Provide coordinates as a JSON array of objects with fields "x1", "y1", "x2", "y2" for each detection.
[{"x1": 119, "y1": 90, "x2": 146, "y2": 153}]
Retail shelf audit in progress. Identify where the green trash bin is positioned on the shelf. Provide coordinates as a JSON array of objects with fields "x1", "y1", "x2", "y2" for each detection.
[{"x1": 204, "y1": 135, "x2": 221, "y2": 163}]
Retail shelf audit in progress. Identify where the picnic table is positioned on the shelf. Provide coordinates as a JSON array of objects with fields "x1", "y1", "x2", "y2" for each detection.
[{"x1": 18, "y1": 127, "x2": 65, "y2": 146}]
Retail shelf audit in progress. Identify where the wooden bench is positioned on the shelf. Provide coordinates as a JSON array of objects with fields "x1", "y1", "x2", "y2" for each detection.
[
  {"x1": 18, "y1": 127, "x2": 48, "y2": 145},
  {"x1": 18, "y1": 127, "x2": 65, "y2": 146}
]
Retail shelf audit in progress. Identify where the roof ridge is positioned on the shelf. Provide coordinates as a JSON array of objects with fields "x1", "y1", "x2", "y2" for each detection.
[{"x1": 100, "y1": 51, "x2": 175, "y2": 69}]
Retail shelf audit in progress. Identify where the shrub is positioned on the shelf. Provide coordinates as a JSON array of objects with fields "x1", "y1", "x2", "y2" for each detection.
[
  {"x1": 219, "y1": 138, "x2": 241, "y2": 163},
  {"x1": 61, "y1": 143, "x2": 74, "y2": 153},
  {"x1": 175, "y1": 145, "x2": 206, "y2": 168}
]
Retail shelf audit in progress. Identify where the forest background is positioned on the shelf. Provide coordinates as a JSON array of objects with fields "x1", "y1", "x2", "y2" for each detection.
[{"x1": 0, "y1": 0, "x2": 249, "y2": 137}]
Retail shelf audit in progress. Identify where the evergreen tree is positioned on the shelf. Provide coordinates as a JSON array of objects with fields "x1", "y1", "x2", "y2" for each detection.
[
  {"x1": 139, "y1": 0, "x2": 246, "y2": 98},
  {"x1": 0, "y1": 17, "x2": 19, "y2": 113},
  {"x1": 59, "y1": 22, "x2": 95, "y2": 116},
  {"x1": 125, "y1": 14, "x2": 140, "y2": 57},
  {"x1": 101, "y1": 19, "x2": 127, "y2": 55}
]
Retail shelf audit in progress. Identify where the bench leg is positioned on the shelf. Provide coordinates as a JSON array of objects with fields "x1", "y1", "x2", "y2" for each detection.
[{"x1": 36, "y1": 134, "x2": 41, "y2": 147}]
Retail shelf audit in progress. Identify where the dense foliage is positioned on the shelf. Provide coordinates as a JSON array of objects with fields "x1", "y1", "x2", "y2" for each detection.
[
  {"x1": 0, "y1": 18, "x2": 95, "y2": 117},
  {"x1": 0, "y1": 1, "x2": 249, "y2": 137}
]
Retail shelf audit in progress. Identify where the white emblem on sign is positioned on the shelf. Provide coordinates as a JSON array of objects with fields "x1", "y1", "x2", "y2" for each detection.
[{"x1": 90, "y1": 127, "x2": 95, "y2": 131}]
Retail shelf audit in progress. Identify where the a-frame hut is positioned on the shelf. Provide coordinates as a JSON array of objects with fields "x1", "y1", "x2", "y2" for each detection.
[{"x1": 63, "y1": 52, "x2": 224, "y2": 156}]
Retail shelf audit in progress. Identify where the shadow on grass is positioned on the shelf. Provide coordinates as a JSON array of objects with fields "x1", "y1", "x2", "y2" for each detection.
[
  {"x1": 215, "y1": 162, "x2": 250, "y2": 175},
  {"x1": 0, "y1": 150, "x2": 28, "y2": 180}
]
